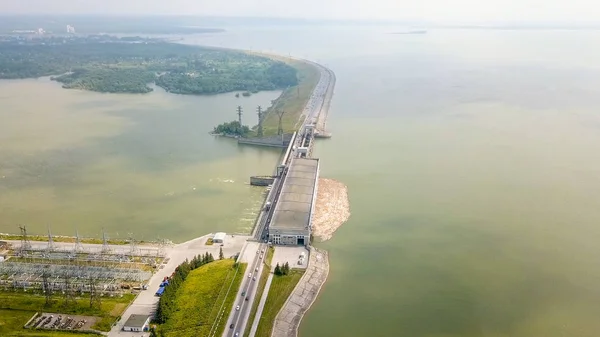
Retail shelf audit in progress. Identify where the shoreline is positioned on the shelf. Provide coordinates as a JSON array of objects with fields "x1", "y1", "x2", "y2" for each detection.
[{"x1": 0, "y1": 46, "x2": 337, "y2": 337}]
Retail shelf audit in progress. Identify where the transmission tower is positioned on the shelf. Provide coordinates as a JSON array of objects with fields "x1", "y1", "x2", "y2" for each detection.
[
  {"x1": 157, "y1": 238, "x2": 168, "y2": 257},
  {"x1": 46, "y1": 226, "x2": 56, "y2": 253},
  {"x1": 236, "y1": 106, "x2": 243, "y2": 127},
  {"x1": 73, "y1": 229, "x2": 84, "y2": 254},
  {"x1": 88, "y1": 275, "x2": 101, "y2": 308},
  {"x1": 276, "y1": 110, "x2": 286, "y2": 136},
  {"x1": 129, "y1": 234, "x2": 138, "y2": 257},
  {"x1": 42, "y1": 265, "x2": 53, "y2": 306},
  {"x1": 63, "y1": 270, "x2": 75, "y2": 306},
  {"x1": 257, "y1": 106, "x2": 264, "y2": 137},
  {"x1": 19, "y1": 225, "x2": 32, "y2": 255},
  {"x1": 101, "y1": 229, "x2": 111, "y2": 255}
]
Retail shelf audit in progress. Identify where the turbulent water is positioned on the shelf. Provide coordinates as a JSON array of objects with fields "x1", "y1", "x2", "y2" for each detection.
[{"x1": 4, "y1": 26, "x2": 600, "y2": 336}]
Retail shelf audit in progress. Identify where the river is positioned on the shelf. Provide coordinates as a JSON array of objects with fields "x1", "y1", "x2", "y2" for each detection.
[{"x1": 4, "y1": 26, "x2": 600, "y2": 336}]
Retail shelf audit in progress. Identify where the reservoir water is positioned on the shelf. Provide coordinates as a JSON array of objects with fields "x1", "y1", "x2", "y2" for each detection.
[
  {"x1": 0, "y1": 78, "x2": 282, "y2": 241},
  {"x1": 3, "y1": 27, "x2": 600, "y2": 336},
  {"x1": 187, "y1": 28, "x2": 600, "y2": 337}
]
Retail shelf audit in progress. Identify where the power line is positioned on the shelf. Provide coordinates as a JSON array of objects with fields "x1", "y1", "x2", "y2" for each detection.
[{"x1": 257, "y1": 105, "x2": 263, "y2": 137}]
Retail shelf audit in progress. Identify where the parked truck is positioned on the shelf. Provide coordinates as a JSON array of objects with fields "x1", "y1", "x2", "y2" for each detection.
[{"x1": 155, "y1": 286, "x2": 165, "y2": 297}]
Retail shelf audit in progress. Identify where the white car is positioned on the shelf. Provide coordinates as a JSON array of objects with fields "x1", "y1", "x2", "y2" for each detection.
[
  {"x1": 248, "y1": 273, "x2": 252, "y2": 278},
  {"x1": 236, "y1": 305, "x2": 240, "y2": 311}
]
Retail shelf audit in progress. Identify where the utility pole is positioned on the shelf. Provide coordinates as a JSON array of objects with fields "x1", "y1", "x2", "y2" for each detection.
[
  {"x1": 63, "y1": 270, "x2": 75, "y2": 306},
  {"x1": 19, "y1": 225, "x2": 32, "y2": 256},
  {"x1": 129, "y1": 234, "x2": 138, "y2": 257},
  {"x1": 42, "y1": 265, "x2": 52, "y2": 306},
  {"x1": 101, "y1": 228, "x2": 111, "y2": 255},
  {"x1": 276, "y1": 110, "x2": 286, "y2": 136},
  {"x1": 257, "y1": 105, "x2": 263, "y2": 137},
  {"x1": 46, "y1": 225, "x2": 56, "y2": 253},
  {"x1": 73, "y1": 229, "x2": 84, "y2": 254},
  {"x1": 88, "y1": 275, "x2": 101, "y2": 308},
  {"x1": 237, "y1": 106, "x2": 243, "y2": 127}
]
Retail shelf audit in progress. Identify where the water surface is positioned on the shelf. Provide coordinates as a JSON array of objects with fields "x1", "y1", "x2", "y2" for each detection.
[
  {"x1": 4, "y1": 27, "x2": 600, "y2": 336},
  {"x1": 187, "y1": 27, "x2": 600, "y2": 337},
  {"x1": 0, "y1": 78, "x2": 282, "y2": 241}
]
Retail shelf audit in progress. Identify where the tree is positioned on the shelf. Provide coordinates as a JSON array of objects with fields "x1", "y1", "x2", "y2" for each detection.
[
  {"x1": 283, "y1": 262, "x2": 290, "y2": 275},
  {"x1": 219, "y1": 247, "x2": 224, "y2": 260},
  {"x1": 274, "y1": 263, "x2": 281, "y2": 276}
]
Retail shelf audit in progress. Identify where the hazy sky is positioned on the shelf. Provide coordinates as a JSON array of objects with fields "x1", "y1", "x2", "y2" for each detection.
[{"x1": 0, "y1": 0, "x2": 597, "y2": 24}]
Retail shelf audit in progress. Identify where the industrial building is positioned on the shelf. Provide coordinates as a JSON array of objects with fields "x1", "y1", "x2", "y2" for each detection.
[
  {"x1": 268, "y1": 158, "x2": 319, "y2": 246},
  {"x1": 213, "y1": 232, "x2": 226, "y2": 243},
  {"x1": 122, "y1": 314, "x2": 150, "y2": 332}
]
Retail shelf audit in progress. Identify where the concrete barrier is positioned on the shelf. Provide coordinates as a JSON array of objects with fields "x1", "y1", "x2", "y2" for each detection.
[{"x1": 250, "y1": 176, "x2": 275, "y2": 186}]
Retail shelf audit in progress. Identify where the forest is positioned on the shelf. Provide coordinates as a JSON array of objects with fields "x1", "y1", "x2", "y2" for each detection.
[{"x1": 0, "y1": 36, "x2": 298, "y2": 94}]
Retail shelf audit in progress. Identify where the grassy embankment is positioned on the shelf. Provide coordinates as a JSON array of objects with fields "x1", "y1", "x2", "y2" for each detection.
[
  {"x1": 158, "y1": 259, "x2": 247, "y2": 337},
  {"x1": 0, "y1": 233, "x2": 133, "y2": 245},
  {"x1": 0, "y1": 292, "x2": 135, "y2": 336},
  {"x1": 247, "y1": 54, "x2": 321, "y2": 136},
  {"x1": 243, "y1": 246, "x2": 275, "y2": 336},
  {"x1": 253, "y1": 268, "x2": 304, "y2": 337}
]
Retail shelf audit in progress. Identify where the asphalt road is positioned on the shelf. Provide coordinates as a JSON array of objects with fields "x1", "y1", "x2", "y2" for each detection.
[
  {"x1": 223, "y1": 243, "x2": 266, "y2": 337},
  {"x1": 223, "y1": 63, "x2": 334, "y2": 337}
]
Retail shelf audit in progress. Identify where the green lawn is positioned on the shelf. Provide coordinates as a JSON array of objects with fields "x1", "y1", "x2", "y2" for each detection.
[
  {"x1": 0, "y1": 309, "x2": 93, "y2": 337},
  {"x1": 0, "y1": 233, "x2": 130, "y2": 245},
  {"x1": 158, "y1": 259, "x2": 247, "y2": 337},
  {"x1": 0, "y1": 292, "x2": 135, "y2": 336},
  {"x1": 253, "y1": 270, "x2": 304, "y2": 337}
]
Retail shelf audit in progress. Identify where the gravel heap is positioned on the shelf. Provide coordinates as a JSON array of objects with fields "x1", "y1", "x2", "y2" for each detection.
[{"x1": 312, "y1": 178, "x2": 350, "y2": 241}]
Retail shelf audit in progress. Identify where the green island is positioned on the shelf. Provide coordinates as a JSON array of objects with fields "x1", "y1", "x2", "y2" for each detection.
[
  {"x1": 0, "y1": 34, "x2": 321, "y2": 136},
  {"x1": 0, "y1": 35, "x2": 298, "y2": 95},
  {"x1": 213, "y1": 55, "x2": 321, "y2": 137}
]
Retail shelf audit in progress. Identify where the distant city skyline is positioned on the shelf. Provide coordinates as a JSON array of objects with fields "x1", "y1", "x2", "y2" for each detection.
[{"x1": 1, "y1": 0, "x2": 599, "y2": 25}]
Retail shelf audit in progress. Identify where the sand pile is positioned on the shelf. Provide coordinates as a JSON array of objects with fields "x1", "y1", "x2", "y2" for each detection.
[{"x1": 313, "y1": 178, "x2": 350, "y2": 241}]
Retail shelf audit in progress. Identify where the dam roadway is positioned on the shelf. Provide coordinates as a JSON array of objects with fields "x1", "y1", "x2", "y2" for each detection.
[{"x1": 222, "y1": 61, "x2": 334, "y2": 337}]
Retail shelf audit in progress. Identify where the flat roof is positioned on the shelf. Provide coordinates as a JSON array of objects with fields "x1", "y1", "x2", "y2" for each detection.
[
  {"x1": 270, "y1": 158, "x2": 319, "y2": 231},
  {"x1": 124, "y1": 314, "x2": 150, "y2": 327},
  {"x1": 213, "y1": 232, "x2": 226, "y2": 240}
]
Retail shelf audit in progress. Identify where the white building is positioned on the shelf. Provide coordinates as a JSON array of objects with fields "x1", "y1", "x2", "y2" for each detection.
[
  {"x1": 122, "y1": 314, "x2": 150, "y2": 332},
  {"x1": 66, "y1": 25, "x2": 76, "y2": 34},
  {"x1": 213, "y1": 232, "x2": 226, "y2": 243}
]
